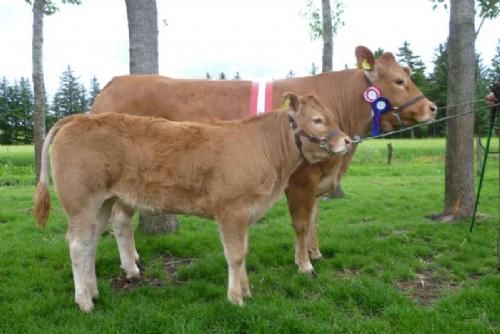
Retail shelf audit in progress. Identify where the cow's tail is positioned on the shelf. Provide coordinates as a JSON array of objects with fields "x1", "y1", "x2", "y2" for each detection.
[{"x1": 33, "y1": 115, "x2": 80, "y2": 228}]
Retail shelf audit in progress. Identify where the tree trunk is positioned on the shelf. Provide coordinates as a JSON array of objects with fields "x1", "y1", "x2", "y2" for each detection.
[
  {"x1": 437, "y1": 0, "x2": 475, "y2": 221},
  {"x1": 321, "y1": 0, "x2": 333, "y2": 72},
  {"x1": 125, "y1": 0, "x2": 178, "y2": 233},
  {"x1": 322, "y1": 0, "x2": 344, "y2": 199},
  {"x1": 32, "y1": 0, "x2": 47, "y2": 183},
  {"x1": 125, "y1": 0, "x2": 159, "y2": 74}
]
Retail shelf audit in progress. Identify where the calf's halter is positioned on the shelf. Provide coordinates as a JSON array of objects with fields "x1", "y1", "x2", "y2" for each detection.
[
  {"x1": 364, "y1": 74, "x2": 425, "y2": 136},
  {"x1": 287, "y1": 115, "x2": 341, "y2": 155}
]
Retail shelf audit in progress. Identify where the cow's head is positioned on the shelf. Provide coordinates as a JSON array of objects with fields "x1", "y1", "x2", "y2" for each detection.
[
  {"x1": 355, "y1": 46, "x2": 437, "y2": 132},
  {"x1": 284, "y1": 92, "x2": 352, "y2": 163}
]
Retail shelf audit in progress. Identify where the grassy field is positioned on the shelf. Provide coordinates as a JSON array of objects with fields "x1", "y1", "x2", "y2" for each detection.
[{"x1": 0, "y1": 139, "x2": 499, "y2": 333}]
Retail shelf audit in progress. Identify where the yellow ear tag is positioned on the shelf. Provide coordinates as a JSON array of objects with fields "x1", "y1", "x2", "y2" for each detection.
[
  {"x1": 361, "y1": 59, "x2": 372, "y2": 71},
  {"x1": 280, "y1": 97, "x2": 290, "y2": 111}
]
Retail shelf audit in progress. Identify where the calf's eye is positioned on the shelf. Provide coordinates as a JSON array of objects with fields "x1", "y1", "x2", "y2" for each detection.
[
  {"x1": 312, "y1": 117, "x2": 323, "y2": 124},
  {"x1": 395, "y1": 79, "x2": 404, "y2": 86}
]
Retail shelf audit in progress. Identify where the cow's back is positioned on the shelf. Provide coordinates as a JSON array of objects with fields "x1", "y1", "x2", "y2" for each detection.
[{"x1": 91, "y1": 75, "x2": 253, "y2": 122}]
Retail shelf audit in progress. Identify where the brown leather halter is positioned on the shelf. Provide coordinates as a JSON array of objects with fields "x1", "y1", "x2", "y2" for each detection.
[{"x1": 288, "y1": 115, "x2": 341, "y2": 155}]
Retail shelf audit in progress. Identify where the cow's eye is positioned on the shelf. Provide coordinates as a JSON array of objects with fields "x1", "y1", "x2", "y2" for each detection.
[
  {"x1": 312, "y1": 117, "x2": 323, "y2": 124},
  {"x1": 395, "y1": 79, "x2": 404, "y2": 86}
]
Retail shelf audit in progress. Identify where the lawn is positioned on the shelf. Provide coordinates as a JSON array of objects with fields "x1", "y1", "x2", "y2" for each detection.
[{"x1": 0, "y1": 139, "x2": 499, "y2": 334}]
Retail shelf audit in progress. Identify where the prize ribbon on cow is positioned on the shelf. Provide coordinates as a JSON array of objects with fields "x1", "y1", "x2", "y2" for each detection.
[{"x1": 370, "y1": 97, "x2": 392, "y2": 136}]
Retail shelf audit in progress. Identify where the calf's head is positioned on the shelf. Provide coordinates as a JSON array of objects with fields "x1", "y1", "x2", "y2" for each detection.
[
  {"x1": 356, "y1": 46, "x2": 437, "y2": 132},
  {"x1": 285, "y1": 92, "x2": 351, "y2": 163}
]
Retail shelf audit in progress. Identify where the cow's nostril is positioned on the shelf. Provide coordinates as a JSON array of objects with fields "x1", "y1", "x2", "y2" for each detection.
[
  {"x1": 345, "y1": 137, "x2": 352, "y2": 146},
  {"x1": 430, "y1": 104, "x2": 437, "y2": 113}
]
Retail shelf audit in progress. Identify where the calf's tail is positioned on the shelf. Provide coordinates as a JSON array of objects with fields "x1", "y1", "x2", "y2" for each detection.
[{"x1": 33, "y1": 115, "x2": 80, "y2": 228}]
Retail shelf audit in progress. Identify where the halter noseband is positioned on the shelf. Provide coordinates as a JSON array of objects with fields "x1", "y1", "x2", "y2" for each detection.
[{"x1": 288, "y1": 115, "x2": 341, "y2": 155}]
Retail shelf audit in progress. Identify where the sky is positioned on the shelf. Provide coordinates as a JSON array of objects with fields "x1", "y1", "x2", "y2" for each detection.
[{"x1": 0, "y1": 0, "x2": 499, "y2": 98}]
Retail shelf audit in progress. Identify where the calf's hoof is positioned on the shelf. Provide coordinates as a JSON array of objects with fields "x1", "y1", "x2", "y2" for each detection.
[
  {"x1": 228, "y1": 292, "x2": 244, "y2": 306},
  {"x1": 308, "y1": 249, "x2": 323, "y2": 261},
  {"x1": 76, "y1": 297, "x2": 95, "y2": 313},
  {"x1": 296, "y1": 261, "x2": 315, "y2": 276},
  {"x1": 242, "y1": 287, "x2": 252, "y2": 299}
]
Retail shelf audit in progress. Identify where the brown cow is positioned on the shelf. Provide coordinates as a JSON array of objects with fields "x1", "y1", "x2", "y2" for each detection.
[
  {"x1": 92, "y1": 46, "x2": 437, "y2": 275},
  {"x1": 33, "y1": 93, "x2": 351, "y2": 312}
]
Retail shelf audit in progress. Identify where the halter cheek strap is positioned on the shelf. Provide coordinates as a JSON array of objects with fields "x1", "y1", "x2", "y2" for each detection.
[{"x1": 288, "y1": 115, "x2": 341, "y2": 155}]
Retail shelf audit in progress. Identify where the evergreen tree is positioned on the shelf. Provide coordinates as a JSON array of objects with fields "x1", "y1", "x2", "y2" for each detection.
[
  {"x1": 487, "y1": 39, "x2": 500, "y2": 83},
  {"x1": 0, "y1": 77, "x2": 9, "y2": 144},
  {"x1": 234, "y1": 72, "x2": 241, "y2": 80},
  {"x1": 373, "y1": 48, "x2": 385, "y2": 58},
  {"x1": 474, "y1": 55, "x2": 490, "y2": 136},
  {"x1": 396, "y1": 41, "x2": 430, "y2": 137},
  {"x1": 218, "y1": 72, "x2": 226, "y2": 80},
  {"x1": 206, "y1": 72, "x2": 211, "y2": 80},
  {"x1": 18, "y1": 77, "x2": 34, "y2": 144},
  {"x1": 51, "y1": 66, "x2": 87, "y2": 119},
  {"x1": 87, "y1": 76, "x2": 100, "y2": 108},
  {"x1": 286, "y1": 69, "x2": 295, "y2": 79},
  {"x1": 428, "y1": 43, "x2": 449, "y2": 136}
]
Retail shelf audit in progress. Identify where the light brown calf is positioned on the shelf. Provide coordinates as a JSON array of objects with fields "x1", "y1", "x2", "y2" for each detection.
[
  {"x1": 34, "y1": 93, "x2": 351, "y2": 312},
  {"x1": 92, "y1": 46, "x2": 437, "y2": 275}
]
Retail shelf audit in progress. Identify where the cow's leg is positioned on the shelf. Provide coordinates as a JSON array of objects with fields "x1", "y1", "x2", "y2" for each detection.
[
  {"x1": 111, "y1": 201, "x2": 140, "y2": 279},
  {"x1": 307, "y1": 200, "x2": 323, "y2": 260},
  {"x1": 218, "y1": 218, "x2": 249, "y2": 306},
  {"x1": 285, "y1": 173, "x2": 319, "y2": 275},
  {"x1": 240, "y1": 228, "x2": 251, "y2": 298},
  {"x1": 67, "y1": 208, "x2": 101, "y2": 313},
  {"x1": 86, "y1": 198, "x2": 114, "y2": 301}
]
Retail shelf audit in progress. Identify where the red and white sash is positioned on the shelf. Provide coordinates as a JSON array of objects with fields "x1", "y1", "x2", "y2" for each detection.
[{"x1": 249, "y1": 81, "x2": 273, "y2": 116}]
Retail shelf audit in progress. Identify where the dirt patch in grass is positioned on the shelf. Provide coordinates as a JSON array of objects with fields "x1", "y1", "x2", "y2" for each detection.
[
  {"x1": 110, "y1": 254, "x2": 196, "y2": 292},
  {"x1": 396, "y1": 270, "x2": 462, "y2": 305}
]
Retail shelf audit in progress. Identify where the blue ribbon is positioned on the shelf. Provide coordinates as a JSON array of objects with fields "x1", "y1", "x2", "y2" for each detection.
[{"x1": 370, "y1": 97, "x2": 392, "y2": 136}]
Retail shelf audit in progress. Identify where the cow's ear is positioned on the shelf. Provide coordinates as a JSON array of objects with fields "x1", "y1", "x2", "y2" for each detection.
[
  {"x1": 282, "y1": 92, "x2": 300, "y2": 113},
  {"x1": 380, "y1": 52, "x2": 396, "y2": 63},
  {"x1": 355, "y1": 46, "x2": 375, "y2": 71},
  {"x1": 403, "y1": 66, "x2": 411, "y2": 76}
]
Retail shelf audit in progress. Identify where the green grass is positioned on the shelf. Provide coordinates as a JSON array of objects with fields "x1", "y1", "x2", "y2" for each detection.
[{"x1": 0, "y1": 139, "x2": 499, "y2": 333}]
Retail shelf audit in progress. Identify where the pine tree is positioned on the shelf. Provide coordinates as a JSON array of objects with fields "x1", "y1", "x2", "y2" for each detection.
[
  {"x1": 373, "y1": 48, "x2": 385, "y2": 58},
  {"x1": 51, "y1": 66, "x2": 87, "y2": 119},
  {"x1": 218, "y1": 72, "x2": 226, "y2": 80},
  {"x1": 428, "y1": 43, "x2": 448, "y2": 136},
  {"x1": 87, "y1": 76, "x2": 100, "y2": 107},
  {"x1": 397, "y1": 41, "x2": 429, "y2": 92},
  {"x1": 0, "y1": 77, "x2": 9, "y2": 144},
  {"x1": 234, "y1": 72, "x2": 241, "y2": 80},
  {"x1": 488, "y1": 39, "x2": 500, "y2": 83},
  {"x1": 18, "y1": 77, "x2": 34, "y2": 144}
]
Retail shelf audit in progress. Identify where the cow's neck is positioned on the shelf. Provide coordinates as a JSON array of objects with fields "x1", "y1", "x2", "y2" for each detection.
[
  {"x1": 238, "y1": 111, "x2": 304, "y2": 178},
  {"x1": 273, "y1": 70, "x2": 372, "y2": 138}
]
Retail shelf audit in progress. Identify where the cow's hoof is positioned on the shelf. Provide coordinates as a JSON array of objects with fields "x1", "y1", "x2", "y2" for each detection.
[
  {"x1": 135, "y1": 259, "x2": 143, "y2": 270},
  {"x1": 124, "y1": 266, "x2": 141, "y2": 280},
  {"x1": 125, "y1": 274, "x2": 141, "y2": 283},
  {"x1": 308, "y1": 249, "x2": 323, "y2": 260},
  {"x1": 297, "y1": 262, "x2": 315, "y2": 276},
  {"x1": 77, "y1": 299, "x2": 94, "y2": 313},
  {"x1": 242, "y1": 288, "x2": 252, "y2": 299},
  {"x1": 228, "y1": 293, "x2": 244, "y2": 306}
]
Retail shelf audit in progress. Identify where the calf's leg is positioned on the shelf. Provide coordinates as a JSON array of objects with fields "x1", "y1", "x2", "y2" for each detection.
[
  {"x1": 111, "y1": 201, "x2": 140, "y2": 279},
  {"x1": 86, "y1": 199, "x2": 114, "y2": 300},
  {"x1": 307, "y1": 200, "x2": 323, "y2": 260},
  {"x1": 286, "y1": 175, "x2": 319, "y2": 275},
  {"x1": 218, "y1": 218, "x2": 249, "y2": 305},
  {"x1": 66, "y1": 208, "x2": 101, "y2": 313}
]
